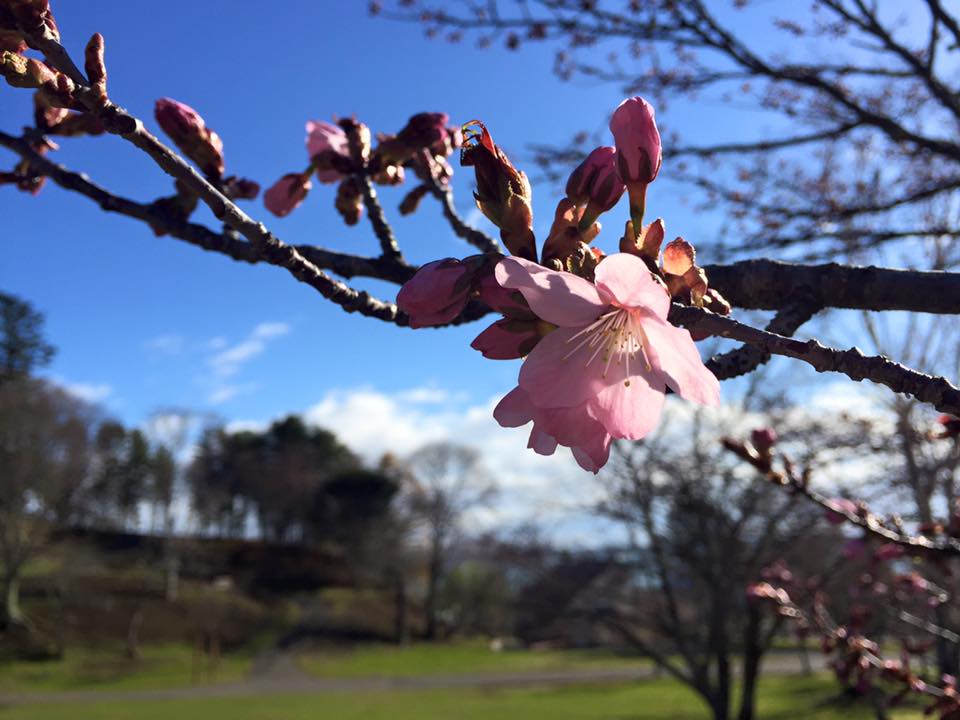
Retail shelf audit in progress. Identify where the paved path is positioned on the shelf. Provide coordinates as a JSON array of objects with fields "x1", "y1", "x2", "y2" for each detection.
[{"x1": 0, "y1": 651, "x2": 825, "y2": 707}]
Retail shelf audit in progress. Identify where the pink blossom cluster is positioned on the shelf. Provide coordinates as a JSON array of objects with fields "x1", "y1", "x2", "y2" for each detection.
[
  {"x1": 397, "y1": 97, "x2": 721, "y2": 472},
  {"x1": 262, "y1": 112, "x2": 461, "y2": 221}
]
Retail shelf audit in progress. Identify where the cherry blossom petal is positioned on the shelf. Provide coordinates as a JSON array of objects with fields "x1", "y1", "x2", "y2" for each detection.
[
  {"x1": 471, "y1": 320, "x2": 533, "y2": 360},
  {"x1": 589, "y1": 371, "x2": 666, "y2": 440},
  {"x1": 493, "y1": 386, "x2": 535, "y2": 428},
  {"x1": 640, "y1": 315, "x2": 720, "y2": 406},
  {"x1": 496, "y1": 257, "x2": 604, "y2": 327},
  {"x1": 518, "y1": 326, "x2": 621, "y2": 408},
  {"x1": 594, "y1": 253, "x2": 670, "y2": 317},
  {"x1": 572, "y1": 437, "x2": 611, "y2": 474},
  {"x1": 528, "y1": 426, "x2": 558, "y2": 455}
]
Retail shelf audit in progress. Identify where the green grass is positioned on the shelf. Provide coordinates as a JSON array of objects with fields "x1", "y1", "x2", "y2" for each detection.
[
  {"x1": 0, "y1": 643, "x2": 251, "y2": 693},
  {"x1": 0, "y1": 674, "x2": 928, "y2": 720},
  {"x1": 298, "y1": 639, "x2": 648, "y2": 678}
]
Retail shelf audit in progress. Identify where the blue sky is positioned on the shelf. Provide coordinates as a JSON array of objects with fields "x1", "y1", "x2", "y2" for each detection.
[{"x1": 1, "y1": 2, "x2": 904, "y2": 537}]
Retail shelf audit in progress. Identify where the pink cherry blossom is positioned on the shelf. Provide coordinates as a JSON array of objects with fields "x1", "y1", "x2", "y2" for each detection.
[
  {"x1": 263, "y1": 173, "x2": 311, "y2": 217},
  {"x1": 492, "y1": 253, "x2": 719, "y2": 471},
  {"x1": 610, "y1": 96, "x2": 662, "y2": 185},
  {"x1": 494, "y1": 386, "x2": 612, "y2": 472},
  {"x1": 306, "y1": 120, "x2": 350, "y2": 183}
]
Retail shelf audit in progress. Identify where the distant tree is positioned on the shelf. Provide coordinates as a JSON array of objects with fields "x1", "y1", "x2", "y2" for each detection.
[
  {"x1": 187, "y1": 416, "x2": 360, "y2": 542},
  {"x1": 0, "y1": 293, "x2": 54, "y2": 385},
  {"x1": 406, "y1": 442, "x2": 497, "y2": 640},
  {"x1": 601, "y1": 411, "x2": 837, "y2": 720},
  {"x1": 0, "y1": 379, "x2": 97, "y2": 639},
  {"x1": 88, "y1": 422, "x2": 151, "y2": 529}
]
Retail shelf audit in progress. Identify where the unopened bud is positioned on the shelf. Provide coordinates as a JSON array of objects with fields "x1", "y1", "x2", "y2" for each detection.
[
  {"x1": 263, "y1": 172, "x2": 311, "y2": 218},
  {"x1": 84, "y1": 32, "x2": 107, "y2": 104},
  {"x1": 154, "y1": 97, "x2": 225, "y2": 178},
  {"x1": 379, "y1": 112, "x2": 450, "y2": 164},
  {"x1": 335, "y1": 177, "x2": 363, "y2": 225},
  {"x1": 339, "y1": 117, "x2": 371, "y2": 166},
  {"x1": 3, "y1": 0, "x2": 59, "y2": 42},
  {"x1": 372, "y1": 163, "x2": 404, "y2": 186},
  {"x1": 222, "y1": 175, "x2": 260, "y2": 201},
  {"x1": 565, "y1": 146, "x2": 625, "y2": 229},
  {"x1": 461, "y1": 120, "x2": 536, "y2": 261},
  {"x1": 399, "y1": 183, "x2": 429, "y2": 215},
  {"x1": 751, "y1": 427, "x2": 778, "y2": 456},
  {"x1": 0, "y1": 29, "x2": 26, "y2": 53}
]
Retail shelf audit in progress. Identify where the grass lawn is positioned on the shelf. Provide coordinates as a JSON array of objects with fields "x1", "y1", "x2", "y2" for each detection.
[
  {"x1": 299, "y1": 639, "x2": 648, "y2": 678},
  {"x1": 0, "y1": 644, "x2": 251, "y2": 693},
  {"x1": 0, "y1": 674, "x2": 929, "y2": 720}
]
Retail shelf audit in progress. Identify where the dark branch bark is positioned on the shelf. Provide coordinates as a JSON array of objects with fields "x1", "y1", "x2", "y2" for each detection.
[{"x1": 674, "y1": 304, "x2": 960, "y2": 416}]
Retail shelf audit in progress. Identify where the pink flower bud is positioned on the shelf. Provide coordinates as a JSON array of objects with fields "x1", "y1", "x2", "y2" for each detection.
[
  {"x1": 936, "y1": 414, "x2": 960, "y2": 439},
  {"x1": 398, "y1": 112, "x2": 450, "y2": 155},
  {"x1": 263, "y1": 173, "x2": 311, "y2": 217},
  {"x1": 155, "y1": 98, "x2": 225, "y2": 178},
  {"x1": 306, "y1": 120, "x2": 350, "y2": 183},
  {"x1": 610, "y1": 96, "x2": 662, "y2": 185},
  {"x1": 565, "y1": 146, "x2": 625, "y2": 215},
  {"x1": 825, "y1": 498, "x2": 857, "y2": 524},
  {"x1": 751, "y1": 427, "x2": 778, "y2": 454},
  {"x1": 397, "y1": 258, "x2": 474, "y2": 328},
  {"x1": 874, "y1": 543, "x2": 905, "y2": 562}
]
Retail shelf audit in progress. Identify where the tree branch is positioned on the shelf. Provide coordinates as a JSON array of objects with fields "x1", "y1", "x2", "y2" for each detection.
[{"x1": 675, "y1": 303, "x2": 960, "y2": 416}]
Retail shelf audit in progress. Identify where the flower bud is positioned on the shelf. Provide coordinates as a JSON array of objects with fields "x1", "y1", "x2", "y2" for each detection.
[
  {"x1": 263, "y1": 172, "x2": 311, "y2": 217},
  {"x1": 334, "y1": 177, "x2": 363, "y2": 225},
  {"x1": 751, "y1": 427, "x2": 778, "y2": 456},
  {"x1": 935, "y1": 414, "x2": 960, "y2": 440},
  {"x1": 0, "y1": 29, "x2": 26, "y2": 53},
  {"x1": 223, "y1": 175, "x2": 260, "y2": 201},
  {"x1": 154, "y1": 98, "x2": 225, "y2": 178},
  {"x1": 372, "y1": 163, "x2": 404, "y2": 186},
  {"x1": 397, "y1": 257, "x2": 474, "y2": 328},
  {"x1": 461, "y1": 120, "x2": 536, "y2": 262},
  {"x1": 306, "y1": 119, "x2": 351, "y2": 183},
  {"x1": 610, "y1": 96, "x2": 662, "y2": 186},
  {"x1": 662, "y1": 238, "x2": 708, "y2": 306},
  {"x1": 399, "y1": 183, "x2": 429, "y2": 215},
  {"x1": 379, "y1": 112, "x2": 450, "y2": 164},
  {"x1": 84, "y1": 32, "x2": 107, "y2": 104},
  {"x1": 565, "y1": 146, "x2": 625, "y2": 227},
  {"x1": 874, "y1": 543, "x2": 905, "y2": 562},
  {"x1": 339, "y1": 117, "x2": 371, "y2": 167},
  {"x1": 541, "y1": 198, "x2": 600, "y2": 268},
  {"x1": 2, "y1": 0, "x2": 59, "y2": 42},
  {"x1": 610, "y1": 96, "x2": 661, "y2": 235}
]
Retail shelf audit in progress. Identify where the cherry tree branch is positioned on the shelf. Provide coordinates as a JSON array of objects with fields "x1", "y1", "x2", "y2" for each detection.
[{"x1": 673, "y1": 304, "x2": 960, "y2": 417}]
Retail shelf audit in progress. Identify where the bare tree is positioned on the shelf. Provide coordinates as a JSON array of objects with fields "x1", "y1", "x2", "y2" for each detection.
[
  {"x1": 388, "y1": 0, "x2": 960, "y2": 267},
  {"x1": 405, "y1": 442, "x2": 497, "y2": 639},
  {"x1": 0, "y1": 379, "x2": 96, "y2": 638},
  {"x1": 601, "y1": 410, "x2": 833, "y2": 720}
]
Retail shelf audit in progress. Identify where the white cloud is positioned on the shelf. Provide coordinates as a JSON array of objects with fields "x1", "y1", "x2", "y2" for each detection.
[
  {"x1": 252, "y1": 322, "x2": 290, "y2": 340},
  {"x1": 299, "y1": 385, "x2": 606, "y2": 539},
  {"x1": 208, "y1": 322, "x2": 290, "y2": 379},
  {"x1": 60, "y1": 380, "x2": 113, "y2": 404},
  {"x1": 207, "y1": 383, "x2": 257, "y2": 406},
  {"x1": 144, "y1": 334, "x2": 184, "y2": 356}
]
